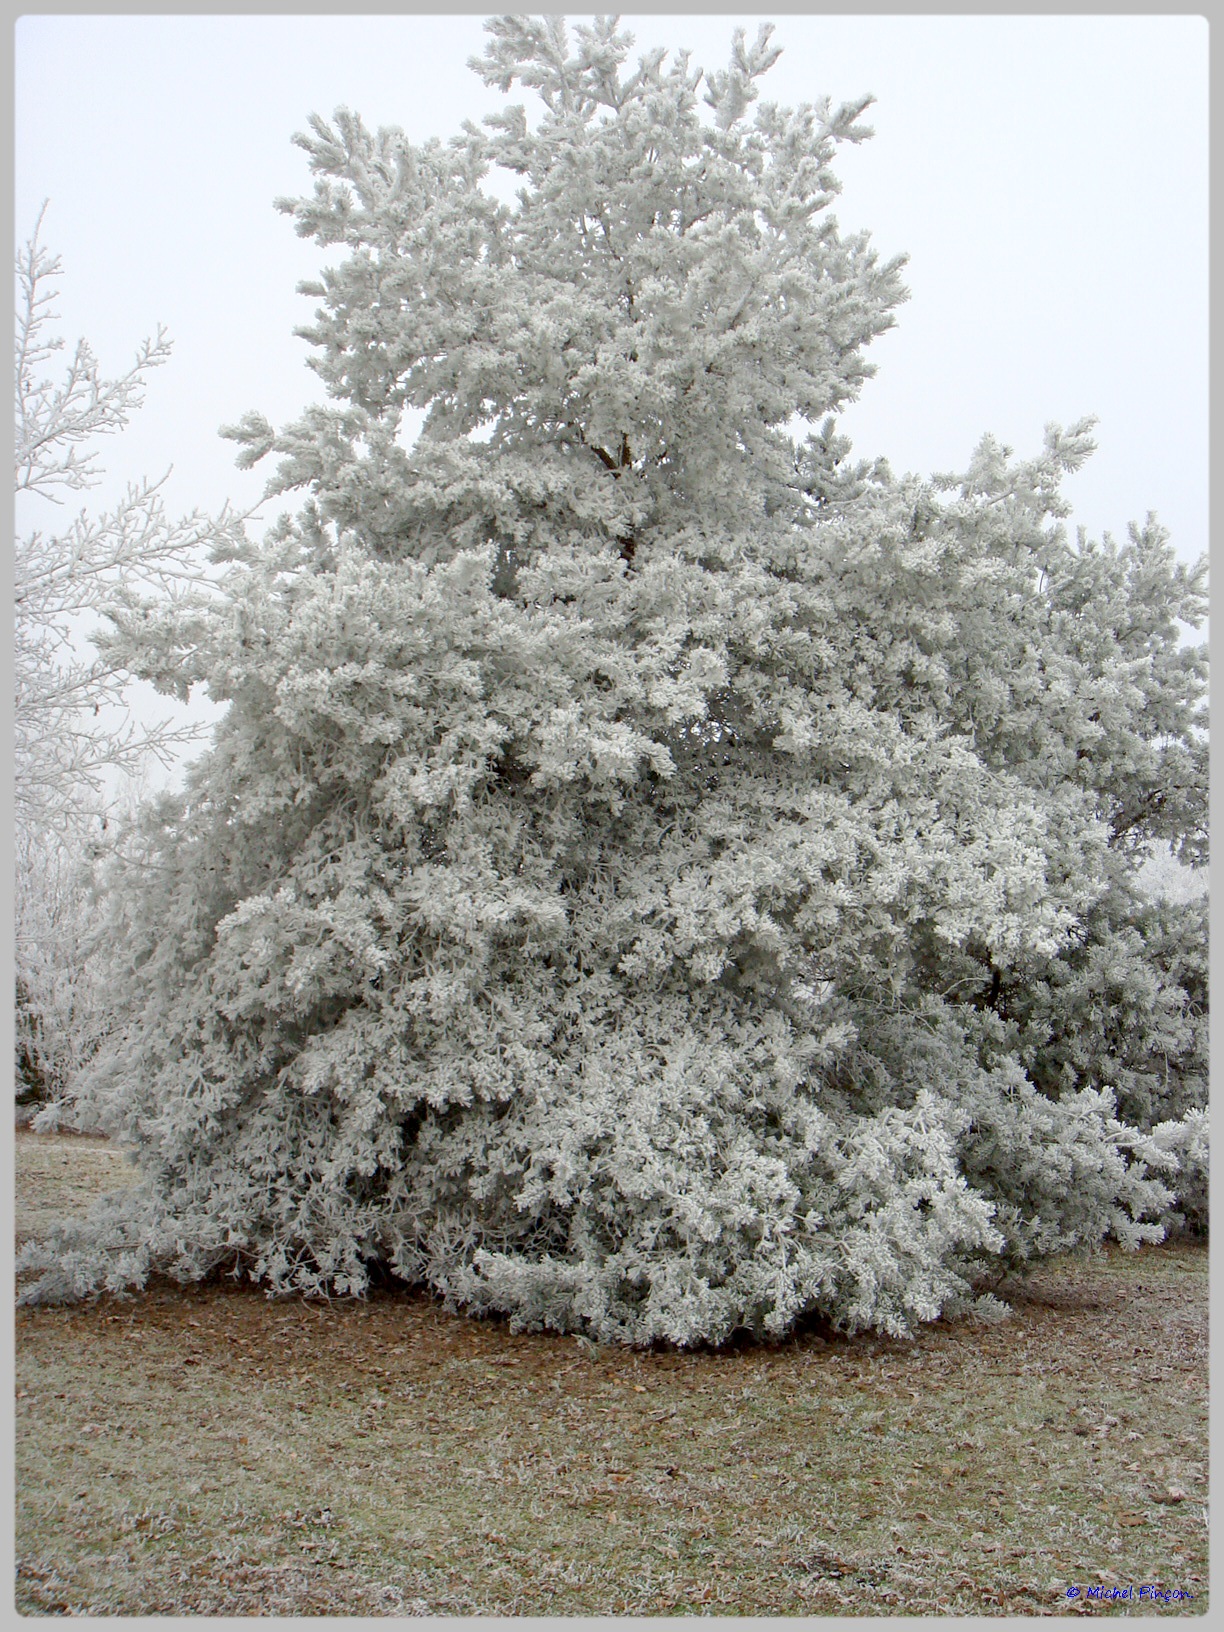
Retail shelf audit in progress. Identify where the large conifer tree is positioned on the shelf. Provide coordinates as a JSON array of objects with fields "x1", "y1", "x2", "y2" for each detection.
[{"x1": 21, "y1": 17, "x2": 1207, "y2": 1342}]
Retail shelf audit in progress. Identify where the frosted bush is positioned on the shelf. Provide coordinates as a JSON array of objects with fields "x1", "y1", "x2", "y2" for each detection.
[{"x1": 1149, "y1": 1110, "x2": 1209, "y2": 1236}]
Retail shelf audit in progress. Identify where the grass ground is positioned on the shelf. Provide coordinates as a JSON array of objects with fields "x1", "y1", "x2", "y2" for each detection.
[{"x1": 14, "y1": 1127, "x2": 1208, "y2": 1616}]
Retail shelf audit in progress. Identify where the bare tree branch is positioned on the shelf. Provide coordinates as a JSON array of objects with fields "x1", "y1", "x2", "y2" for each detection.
[{"x1": 13, "y1": 209, "x2": 250, "y2": 835}]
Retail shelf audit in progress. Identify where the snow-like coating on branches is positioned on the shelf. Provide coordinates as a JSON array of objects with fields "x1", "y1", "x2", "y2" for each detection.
[{"x1": 20, "y1": 17, "x2": 1208, "y2": 1339}]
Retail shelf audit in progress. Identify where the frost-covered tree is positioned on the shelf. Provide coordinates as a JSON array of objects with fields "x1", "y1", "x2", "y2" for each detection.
[
  {"x1": 13, "y1": 790, "x2": 149, "y2": 1125},
  {"x1": 14, "y1": 210, "x2": 245, "y2": 831},
  {"x1": 13, "y1": 211, "x2": 245, "y2": 1109},
  {"x1": 15, "y1": 821, "x2": 104, "y2": 1111},
  {"x1": 19, "y1": 18, "x2": 1208, "y2": 1337}
]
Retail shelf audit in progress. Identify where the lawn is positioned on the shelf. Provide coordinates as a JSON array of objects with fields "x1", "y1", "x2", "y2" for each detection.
[{"x1": 14, "y1": 1127, "x2": 1208, "y2": 1616}]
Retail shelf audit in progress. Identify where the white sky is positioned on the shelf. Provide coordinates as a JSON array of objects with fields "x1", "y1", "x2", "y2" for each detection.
[{"x1": 13, "y1": 10, "x2": 1210, "y2": 773}]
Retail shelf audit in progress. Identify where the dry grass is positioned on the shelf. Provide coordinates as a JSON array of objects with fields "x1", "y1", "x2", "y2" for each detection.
[
  {"x1": 14, "y1": 1127, "x2": 140, "y2": 1241},
  {"x1": 14, "y1": 1127, "x2": 1208, "y2": 1616}
]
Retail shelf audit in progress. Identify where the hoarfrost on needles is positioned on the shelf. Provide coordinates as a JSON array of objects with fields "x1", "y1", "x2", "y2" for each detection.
[{"x1": 18, "y1": 16, "x2": 1208, "y2": 1344}]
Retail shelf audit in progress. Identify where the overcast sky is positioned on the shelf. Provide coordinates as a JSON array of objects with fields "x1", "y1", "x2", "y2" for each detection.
[{"x1": 14, "y1": 9, "x2": 1210, "y2": 771}]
